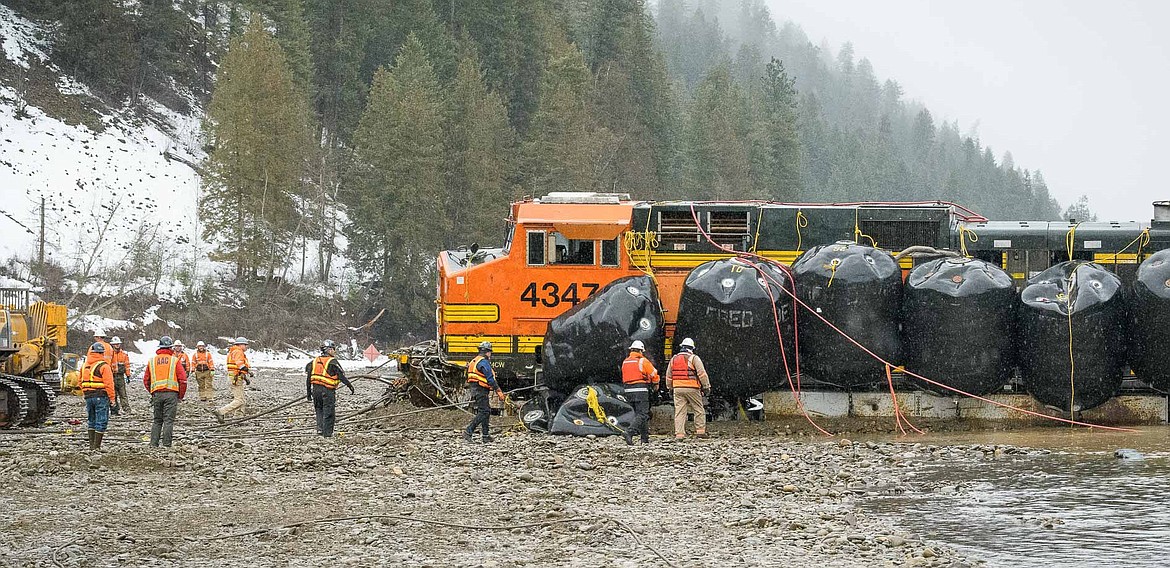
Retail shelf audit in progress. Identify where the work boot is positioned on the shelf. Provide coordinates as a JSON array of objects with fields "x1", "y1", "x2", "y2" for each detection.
[
  {"x1": 622, "y1": 429, "x2": 634, "y2": 446},
  {"x1": 94, "y1": 432, "x2": 104, "y2": 450},
  {"x1": 462, "y1": 430, "x2": 473, "y2": 443},
  {"x1": 87, "y1": 429, "x2": 96, "y2": 450},
  {"x1": 482, "y1": 435, "x2": 494, "y2": 443},
  {"x1": 695, "y1": 431, "x2": 709, "y2": 438},
  {"x1": 212, "y1": 409, "x2": 225, "y2": 424}
]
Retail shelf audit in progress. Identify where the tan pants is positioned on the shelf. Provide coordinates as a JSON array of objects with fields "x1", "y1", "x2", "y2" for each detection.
[
  {"x1": 216, "y1": 376, "x2": 247, "y2": 417},
  {"x1": 195, "y1": 370, "x2": 215, "y2": 401},
  {"x1": 673, "y1": 387, "x2": 706, "y2": 437}
]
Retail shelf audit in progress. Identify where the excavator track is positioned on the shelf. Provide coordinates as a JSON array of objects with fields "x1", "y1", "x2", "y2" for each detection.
[
  {"x1": 0, "y1": 375, "x2": 30, "y2": 428},
  {"x1": 0, "y1": 373, "x2": 56, "y2": 428}
]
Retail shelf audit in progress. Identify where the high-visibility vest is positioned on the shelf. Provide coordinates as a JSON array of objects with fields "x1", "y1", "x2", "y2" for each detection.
[
  {"x1": 670, "y1": 353, "x2": 701, "y2": 389},
  {"x1": 621, "y1": 352, "x2": 654, "y2": 385},
  {"x1": 175, "y1": 351, "x2": 191, "y2": 372},
  {"x1": 310, "y1": 356, "x2": 340, "y2": 389},
  {"x1": 466, "y1": 355, "x2": 490, "y2": 388},
  {"x1": 148, "y1": 354, "x2": 180, "y2": 393},
  {"x1": 193, "y1": 350, "x2": 214, "y2": 371},
  {"x1": 227, "y1": 346, "x2": 249, "y2": 377},
  {"x1": 80, "y1": 360, "x2": 109, "y2": 394},
  {"x1": 111, "y1": 350, "x2": 130, "y2": 376}
]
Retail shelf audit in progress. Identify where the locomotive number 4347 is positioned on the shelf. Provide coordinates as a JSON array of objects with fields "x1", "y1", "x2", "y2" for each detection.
[{"x1": 520, "y1": 282, "x2": 600, "y2": 308}]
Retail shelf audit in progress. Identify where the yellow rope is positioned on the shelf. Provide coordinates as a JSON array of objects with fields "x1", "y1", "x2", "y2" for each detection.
[
  {"x1": 751, "y1": 205, "x2": 765, "y2": 253},
  {"x1": 1064, "y1": 222, "x2": 1081, "y2": 261},
  {"x1": 824, "y1": 258, "x2": 840, "y2": 289},
  {"x1": 959, "y1": 226, "x2": 978, "y2": 258},
  {"x1": 1064, "y1": 264, "x2": 1081, "y2": 420},
  {"x1": 585, "y1": 386, "x2": 607, "y2": 423},
  {"x1": 795, "y1": 210, "x2": 808, "y2": 253},
  {"x1": 622, "y1": 205, "x2": 660, "y2": 285},
  {"x1": 1104, "y1": 228, "x2": 1151, "y2": 268},
  {"x1": 853, "y1": 207, "x2": 877, "y2": 248},
  {"x1": 585, "y1": 386, "x2": 627, "y2": 434}
]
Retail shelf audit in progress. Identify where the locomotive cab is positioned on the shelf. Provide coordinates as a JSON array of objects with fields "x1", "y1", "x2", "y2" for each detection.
[{"x1": 436, "y1": 193, "x2": 639, "y2": 381}]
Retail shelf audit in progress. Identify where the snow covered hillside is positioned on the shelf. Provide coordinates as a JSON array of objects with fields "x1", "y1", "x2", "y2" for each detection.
[{"x1": 0, "y1": 5, "x2": 206, "y2": 275}]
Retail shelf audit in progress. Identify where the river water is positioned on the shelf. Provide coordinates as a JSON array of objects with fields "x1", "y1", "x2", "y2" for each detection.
[{"x1": 862, "y1": 427, "x2": 1170, "y2": 567}]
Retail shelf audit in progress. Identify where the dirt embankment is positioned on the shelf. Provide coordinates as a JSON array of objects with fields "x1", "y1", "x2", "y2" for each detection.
[{"x1": 0, "y1": 368, "x2": 996, "y2": 567}]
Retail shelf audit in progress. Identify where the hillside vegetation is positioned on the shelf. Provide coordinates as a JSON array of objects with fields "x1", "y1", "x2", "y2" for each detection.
[{"x1": 1, "y1": 0, "x2": 1075, "y2": 340}]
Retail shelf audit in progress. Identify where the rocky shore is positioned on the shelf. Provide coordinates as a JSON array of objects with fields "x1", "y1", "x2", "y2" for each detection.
[{"x1": 0, "y1": 368, "x2": 994, "y2": 567}]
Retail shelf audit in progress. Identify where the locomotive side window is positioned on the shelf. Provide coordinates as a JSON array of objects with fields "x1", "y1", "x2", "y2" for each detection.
[
  {"x1": 601, "y1": 238, "x2": 620, "y2": 266},
  {"x1": 527, "y1": 231, "x2": 546, "y2": 265},
  {"x1": 550, "y1": 233, "x2": 595, "y2": 265}
]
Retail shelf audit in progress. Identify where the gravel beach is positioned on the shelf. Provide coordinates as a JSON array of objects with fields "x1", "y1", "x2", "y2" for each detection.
[{"x1": 0, "y1": 366, "x2": 992, "y2": 567}]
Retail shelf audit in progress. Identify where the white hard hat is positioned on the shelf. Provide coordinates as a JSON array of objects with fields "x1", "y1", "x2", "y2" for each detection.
[
  {"x1": 196, "y1": 341, "x2": 206, "y2": 347},
  {"x1": 679, "y1": 337, "x2": 695, "y2": 349},
  {"x1": 234, "y1": 336, "x2": 250, "y2": 345},
  {"x1": 93, "y1": 329, "x2": 106, "y2": 337},
  {"x1": 629, "y1": 340, "x2": 646, "y2": 351},
  {"x1": 174, "y1": 340, "x2": 184, "y2": 347},
  {"x1": 478, "y1": 340, "x2": 492, "y2": 352},
  {"x1": 110, "y1": 336, "x2": 122, "y2": 345}
]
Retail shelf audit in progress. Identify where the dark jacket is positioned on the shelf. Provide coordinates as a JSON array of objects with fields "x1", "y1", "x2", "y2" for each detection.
[{"x1": 305, "y1": 357, "x2": 352, "y2": 397}]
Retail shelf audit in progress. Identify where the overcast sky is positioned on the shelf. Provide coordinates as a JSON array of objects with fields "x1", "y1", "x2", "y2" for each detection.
[{"x1": 769, "y1": 0, "x2": 1170, "y2": 222}]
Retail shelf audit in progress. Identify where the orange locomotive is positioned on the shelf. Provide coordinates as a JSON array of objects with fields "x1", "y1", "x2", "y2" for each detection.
[{"x1": 400, "y1": 192, "x2": 968, "y2": 397}]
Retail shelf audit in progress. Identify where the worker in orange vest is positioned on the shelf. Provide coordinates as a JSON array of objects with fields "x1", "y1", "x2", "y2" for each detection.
[
  {"x1": 463, "y1": 341, "x2": 506, "y2": 443},
  {"x1": 620, "y1": 340, "x2": 659, "y2": 445},
  {"x1": 108, "y1": 336, "x2": 132, "y2": 416},
  {"x1": 666, "y1": 337, "x2": 711, "y2": 439},
  {"x1": 79, "y1": 342, "x2": 115, "y2": 450},
  {"x1": 305, "y1": 340, "x2": 355, "y2": 437},
  {"x1": 173, "y1": 340, "x2": 191, "y2": 375},
  {"x1": 192, "y1": 341, "x2": 216, "y2": 401},
  {"x1": 89, "y1": 330, "x2": 113, "y2": 365},
  {"x1": 142, "y1": 336, "x2": 188, "y2": 448},
  {"x1": 213, "y1": 337, "x2": 251, "y2": 423}
]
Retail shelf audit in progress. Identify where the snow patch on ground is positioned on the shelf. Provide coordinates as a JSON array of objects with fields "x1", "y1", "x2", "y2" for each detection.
[
  {"x1": 71, "y1": 313, "x2": 133, "y2": 334},
  {"x1": 124, "y1": 337, "x2": 396, "y2": 372},
  {"x1": 0, "y1": 4, "x2": 49, "y2": 69}
]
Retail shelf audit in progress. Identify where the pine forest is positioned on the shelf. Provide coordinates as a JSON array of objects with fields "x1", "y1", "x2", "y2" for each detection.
[{"x1": 5, "y1": 0, "x2": 1074, "y2": 336}]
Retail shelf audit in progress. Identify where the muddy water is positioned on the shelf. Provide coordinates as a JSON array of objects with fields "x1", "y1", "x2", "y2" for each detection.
[{"x1": 863, "y1": 427, "x2": 1170, "y2": 567}]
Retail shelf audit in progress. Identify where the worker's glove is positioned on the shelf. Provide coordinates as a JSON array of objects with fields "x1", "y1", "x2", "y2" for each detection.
[
  {"x1": 701, "y1": 387, "x2": 711, "y2": 397},
  {"x1": 496, "y1": 390, "x2": 507, "y2": 402},
  {"x1": 244, "y1": 376, "x2": 252, "y2": 386},
  {"x1": 306, "y1": 393, "x2": 312, "y2": 401},
  {"x1": 348, "y1": 385, "x2": 356, "y2": 395}
]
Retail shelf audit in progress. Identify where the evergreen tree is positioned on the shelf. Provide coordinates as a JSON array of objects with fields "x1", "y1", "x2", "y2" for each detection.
[
  {"x1": 306, "y1": 0, "x2": 374, "y2": 147},
  {"x1": 447, "y1": 47, "x2": 518, "y2": 248},
  {"x1": 748, "y1": 57, "x2": 801, "y2": 200},
  {"x1": 522, "y1": 37, "x2": 613, "y2": 194},
  {"x1": 54, "y1": 0, "x2": 136, "y2": 98},
  {"x1": 362, "y1": 0, "x2": 457, "y2": 85},
  {"x1": 682, "y1": 64, "x2": 751, "y2": 200},
  {"x1": 1062, "y1": 194, "x2": 1095, "y2": 221},
  {"x1": 202, "y1": 18, "x2": 313, "y2": 280},
  {"x1": 254, "y1": 0, "x2": 316, "y2": 94},
  {"x1": 579, "y1": 0, "x2": 678, "y2": 197},
  {"x1": 345, "y1": 34, "x2": 448, "y2": 335}
]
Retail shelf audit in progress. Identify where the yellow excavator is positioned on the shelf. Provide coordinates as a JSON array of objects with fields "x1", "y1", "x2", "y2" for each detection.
[{"x1": 0, "y1": 288, "x2": 67, "y2": 428}]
